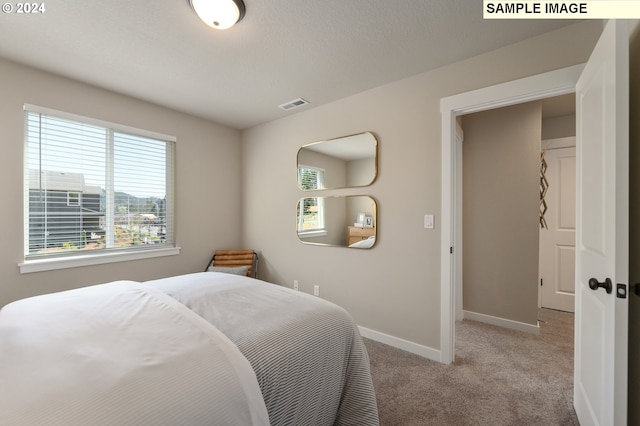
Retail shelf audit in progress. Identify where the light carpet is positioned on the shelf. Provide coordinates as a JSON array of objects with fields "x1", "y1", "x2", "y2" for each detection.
[{"x1": 365, "y1": 308, "x2": 576, "y2": 426}]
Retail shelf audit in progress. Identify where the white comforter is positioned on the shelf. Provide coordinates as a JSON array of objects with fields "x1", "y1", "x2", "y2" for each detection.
[{"x1": 0, "y1": 281, "x2": 269, "y2": 426}]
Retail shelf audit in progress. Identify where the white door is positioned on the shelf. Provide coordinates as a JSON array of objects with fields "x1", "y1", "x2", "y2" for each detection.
[
  {"x1": 539, "y1": 146, "x2": 576, "y2": 313},
  {"x1": 574, "y1": 20, "x2": 629, "y2": 426}
]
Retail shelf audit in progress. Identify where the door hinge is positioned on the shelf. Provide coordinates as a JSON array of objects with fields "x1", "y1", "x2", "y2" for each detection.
[
  {"x1": 540, "y1": 278, "x2": 543, "y2": 287},
  {"x1": 450, "y1": 246, "x2": 453, "y2": 254}
]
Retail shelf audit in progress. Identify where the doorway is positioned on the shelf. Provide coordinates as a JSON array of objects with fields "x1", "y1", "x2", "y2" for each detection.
[
  {"x1": 456, "y1": 97, "x2": 577, "y2": 325},
  {"x1": 442, "y1": 22, "x2": 630, "y2": 424},
  {"x1": 439, "y1": 64, "x2": 583, "y2": 364}
]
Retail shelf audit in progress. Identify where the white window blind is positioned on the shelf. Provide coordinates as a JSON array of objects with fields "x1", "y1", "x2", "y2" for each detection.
[
  {"x1": 297, "y1": 166, "x2": 325, "y2": 233},
  {"x1": 23, "y1": 105, "x2": 175, "y2": 261}
]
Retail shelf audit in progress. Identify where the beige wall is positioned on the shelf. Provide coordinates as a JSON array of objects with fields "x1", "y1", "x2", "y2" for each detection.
[
  {"x1": 297, "y1": 149, "x2": 347, "y2": 188},
  {"x1": 346, "y1": 194, "x2": 376, "y2": 229},
  {"x1": 542, "y1": 114, "x2": 575, "y2": 140},
  {"x1": 461, "y1": 102, "x2": 542, "y2": 326},
  {"x1": 628, "y1": 19, "x2": 640, "y2": 426},
  {"x1": 242, "y1": 21, "x2": 602, "y2": 350},
  {"x1": 347, "y1": 157, "x2": 376, "y2": 188},
  {"x1": 0, "y1": 58, "x2": 243, "y2": 307}
]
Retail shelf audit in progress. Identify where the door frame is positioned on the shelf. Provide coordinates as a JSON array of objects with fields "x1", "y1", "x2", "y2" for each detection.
[{"x1": 439, "y1": 64, "x2": 584, "y2": 364}]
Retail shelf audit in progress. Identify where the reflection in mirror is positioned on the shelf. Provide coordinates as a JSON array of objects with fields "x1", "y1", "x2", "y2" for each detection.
[
  {"x1": 297, "y1": 132, "x2": 377, "y2": 191},
  {"x1": 297, "y1": 195, "x2": 377, "y2": 249}
]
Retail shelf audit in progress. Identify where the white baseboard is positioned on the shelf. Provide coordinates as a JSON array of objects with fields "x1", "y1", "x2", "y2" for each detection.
[
  {"x1": 358, "y1": 326, "x2": 441, "y2": 362},
  {"x1": 463, "y1": 310, "x2": 540, "y2": 334}
]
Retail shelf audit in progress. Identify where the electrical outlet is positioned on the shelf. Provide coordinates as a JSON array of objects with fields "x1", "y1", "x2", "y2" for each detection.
[
  {"x1": 313, "y1": 285, "x2": 320, "y2": 297},
  {"x1": 293, "y1": 280, "x2": 299, "y2": 291}
]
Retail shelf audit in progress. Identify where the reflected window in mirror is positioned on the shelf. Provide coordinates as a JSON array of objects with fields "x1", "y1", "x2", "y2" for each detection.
[
  {"x1": 297, "y1": 197, "x2": 326, "y2": 237},
  {"x1": 297, "y1": 166, "x2": 326, "y2": 237},
  {"x1": 297, "y1": 165, "x2": 325, "y2": 190},
  {"x1": 297, "y1": 132, "x2": 377, "y2": 190}
]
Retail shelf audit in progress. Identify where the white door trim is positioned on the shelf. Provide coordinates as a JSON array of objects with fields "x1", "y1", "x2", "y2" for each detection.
[
  {"x1": 454, "y1": 122, "x2": 464, "y2": 322},
  {"x1": 439, "y1": 64, "x2": 584, "y2": 364}
]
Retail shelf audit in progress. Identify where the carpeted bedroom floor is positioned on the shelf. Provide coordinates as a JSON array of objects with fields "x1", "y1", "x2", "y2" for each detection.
[{"x1": 365, "y1": 308, "x2": 576, "y2": 426}]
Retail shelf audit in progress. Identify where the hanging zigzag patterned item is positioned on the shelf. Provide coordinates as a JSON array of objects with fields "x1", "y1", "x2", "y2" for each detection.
[{"x1": 540, "y1": 149, "x2": 549, "y2": 229}]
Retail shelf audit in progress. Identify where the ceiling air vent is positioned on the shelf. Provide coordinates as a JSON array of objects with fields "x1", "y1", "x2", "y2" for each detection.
[{"x1": 278, "y1": 98, "x2": 309, "y2": 111}]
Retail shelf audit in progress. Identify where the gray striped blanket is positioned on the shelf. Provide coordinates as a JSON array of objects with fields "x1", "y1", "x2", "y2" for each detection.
[{"x1": 149, "y1": 272, "x2": 380, "y2": 426}]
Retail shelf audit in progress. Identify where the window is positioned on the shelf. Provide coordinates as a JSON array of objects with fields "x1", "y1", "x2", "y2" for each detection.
[
  {"x1": 67, "y1": 192, "x2": 80, "y2": 207},
  {"x1": 297, "y1": 165, "x2": 325, "y2": 236},
  {"x1": 23, "y1": 105, "x2": 176, "y2": 270}
]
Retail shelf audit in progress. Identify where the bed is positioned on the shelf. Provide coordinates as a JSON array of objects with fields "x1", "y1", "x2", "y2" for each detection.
[
  {"x1": 0, "y1": 272, "x2": 379, "y2": 426},
  {"x1": 348, "y1": 236, "x2": 376, "y2": 249}
]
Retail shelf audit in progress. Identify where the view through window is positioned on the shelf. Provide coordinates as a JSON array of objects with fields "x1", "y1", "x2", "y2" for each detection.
[{"x1": 24, "y1": 106, "x2": 175, "y2": 260}]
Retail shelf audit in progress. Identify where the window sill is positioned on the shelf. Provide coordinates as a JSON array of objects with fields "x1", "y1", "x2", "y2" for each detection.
[
  {"x1": 19, "y1": 246, "x2": 181, "y2": 274},
  {"x1": 297, "y1": 229, "x2": 328, "y2": 238}
]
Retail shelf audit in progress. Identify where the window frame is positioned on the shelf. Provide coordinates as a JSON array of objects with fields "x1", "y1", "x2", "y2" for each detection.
[
  {"x1": 297, "y1": 165, "x2": 327, "y2": 238},
  {"x1": 20, "y1": 104, "x2": 180, "y2": 274},
  {"x1": 67, "y1": 191, "x2": 80, "y2": 207}
]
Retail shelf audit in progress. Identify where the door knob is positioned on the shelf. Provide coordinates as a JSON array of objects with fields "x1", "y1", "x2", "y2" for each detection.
[{"x1": 589, "y1": 277, "x2": 612, "y2": 294}]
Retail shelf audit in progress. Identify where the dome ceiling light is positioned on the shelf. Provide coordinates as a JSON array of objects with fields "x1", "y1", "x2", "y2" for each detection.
[{"x1": 188, "y1": 0, "x2": 246, "y2": 30}]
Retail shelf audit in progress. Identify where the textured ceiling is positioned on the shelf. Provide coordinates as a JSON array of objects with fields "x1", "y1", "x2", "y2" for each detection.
[{"x1": 0, "y1": 1, "x2": 582, "y2": 129}]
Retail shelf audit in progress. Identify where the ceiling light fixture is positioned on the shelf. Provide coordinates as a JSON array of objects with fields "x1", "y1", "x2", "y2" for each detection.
[{"x1": 188, "y1": 0, "x2": 246, "y2": 30}]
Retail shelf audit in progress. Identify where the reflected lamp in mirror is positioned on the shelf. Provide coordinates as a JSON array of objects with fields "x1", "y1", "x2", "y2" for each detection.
[
  {"x1": 297, "y1": 132, "x2": 378, "y2": 191},
  {"x1": 296, "y1": 195, "x2": 377, "y2": 249}
]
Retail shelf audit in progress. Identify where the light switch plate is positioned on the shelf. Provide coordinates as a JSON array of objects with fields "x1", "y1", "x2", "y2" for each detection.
[{"x1": 424, "y1": 214, "x2": 434, "y2": 229}]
